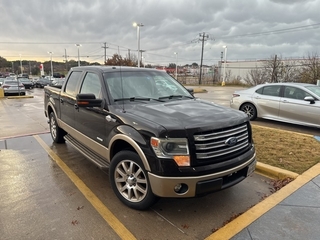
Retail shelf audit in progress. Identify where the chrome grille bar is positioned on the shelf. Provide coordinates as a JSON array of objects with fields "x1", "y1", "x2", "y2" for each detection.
[{"x1": 193, "y1": 123, "x2": 249, "y2": 160}]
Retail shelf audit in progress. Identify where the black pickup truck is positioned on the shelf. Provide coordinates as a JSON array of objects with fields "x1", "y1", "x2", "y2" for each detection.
[{"x1": 44, "y1": 66, "x2": 256, "y2": 210}]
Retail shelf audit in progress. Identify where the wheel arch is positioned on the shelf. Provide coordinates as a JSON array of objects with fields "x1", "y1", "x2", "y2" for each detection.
[
  {"x1": 46, "y1": 102, "x2": 59, "y2": 125},
  {"x1": 109, "y1": 134, "x2": 151, "y2": 172}
]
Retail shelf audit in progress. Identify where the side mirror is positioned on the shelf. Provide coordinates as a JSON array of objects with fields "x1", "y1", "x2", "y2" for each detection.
[
  {"x1": 187, "y1": 88, "x2": 194, "y2": 95},
  {"x1": 76, "y1": 93, "x2": 102, "y2": 107},
  {"x1": 304, "y1": 96, "x2": 315, "y2": 104}
]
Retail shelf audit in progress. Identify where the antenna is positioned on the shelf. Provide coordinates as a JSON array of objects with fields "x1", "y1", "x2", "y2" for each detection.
[{"x1": 118, "y1": 46, "x2": 125, "y2": 113}]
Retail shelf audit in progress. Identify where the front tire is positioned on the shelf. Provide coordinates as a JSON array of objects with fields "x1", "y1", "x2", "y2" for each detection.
[
  {"x1": 49, "y1": 112, "x2": 66, "y2": 143},
  {"x1": 240, "y1": 103, "x2": 257, "y2": 120},
  {"x1": 110, "y1": 151, "x2": 158, "y2": 210}
]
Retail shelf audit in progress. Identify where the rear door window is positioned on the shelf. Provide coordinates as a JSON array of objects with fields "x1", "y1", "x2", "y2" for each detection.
[{"x1": 256, "y1": 85, "x2": 281, "y2": 97}]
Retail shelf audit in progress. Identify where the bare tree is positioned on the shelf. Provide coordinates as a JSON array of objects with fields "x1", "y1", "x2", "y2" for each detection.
[
  {"x1": 243, "y1": 67, "x2": 267, "y2": 86},
  {"x1": 298, "y1": 52, "x2": 320, "y2": 84},
  {"x1": 278, "y1": 59, "x2": 300, "y2": 82},
  {"x1": 262, "y1": 54, "x2": 283, "y2": 82}
]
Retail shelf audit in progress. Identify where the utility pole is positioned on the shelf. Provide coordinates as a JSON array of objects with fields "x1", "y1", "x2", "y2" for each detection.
[
  {"x1": 199, "y1": 32, "x2": 209, "y2": 85},
  {"x1": 102, "y1": 42, "x2": 108, "y2": 64},
  {"x1": 271, "y1": 54, "x2": 277, "y2": 82},
  {"x1": 128, "y1": 49, "x2": 131, "y2": 60},
  {"x1": 220, "y1": 51, "x2": 223, "y2": 81},
  {"x1": 63, "y1": 49, "x2": 69, "y2": 71}
]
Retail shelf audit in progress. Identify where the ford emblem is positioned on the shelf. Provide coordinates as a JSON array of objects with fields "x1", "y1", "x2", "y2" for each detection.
[{"x1": 225, "y1": 137, "x2": 238, "y2": 146}]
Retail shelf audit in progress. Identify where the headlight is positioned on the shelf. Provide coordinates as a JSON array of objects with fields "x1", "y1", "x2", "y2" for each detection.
[{"x1": 150, "y1": 137, "x2": 190, "y2": 166}]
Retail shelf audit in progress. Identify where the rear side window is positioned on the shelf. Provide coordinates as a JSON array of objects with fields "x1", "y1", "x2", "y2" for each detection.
[
  {"x1": 65, "y1": 71, "x2": 82, "y2": 96},
  {"x1": 256, "y1": 85, "x2": 280, "y2": 97}
]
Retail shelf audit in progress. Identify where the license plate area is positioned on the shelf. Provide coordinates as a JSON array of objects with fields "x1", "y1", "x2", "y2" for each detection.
[{"x1": 247, "y1": 160, "x2": 256, "y2": 176}]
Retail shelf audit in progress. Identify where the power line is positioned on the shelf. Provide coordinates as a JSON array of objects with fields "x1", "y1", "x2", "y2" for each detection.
[{"x1": 219, "y1": 23, "x2": 320, "y2": 40}]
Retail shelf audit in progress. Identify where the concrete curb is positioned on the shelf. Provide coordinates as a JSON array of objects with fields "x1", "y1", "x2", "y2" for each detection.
[
  {"x1": 255, "y1": 162, "x2": 299, "y2": 179},
  {"x1": 7, "y1": 95, "x2": 34, "y2": 99}
]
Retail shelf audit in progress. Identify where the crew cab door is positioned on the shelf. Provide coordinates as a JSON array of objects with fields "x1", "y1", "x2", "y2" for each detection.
[
  {"x1": 279, "y1": 86, "x2": 320, "y2": 126},
  {"x1": 75, "y1": 72, "x2": 107, "y2": 145},
  {"x1": 60, "y1": 71, "x2": 83, "y2": 129}
]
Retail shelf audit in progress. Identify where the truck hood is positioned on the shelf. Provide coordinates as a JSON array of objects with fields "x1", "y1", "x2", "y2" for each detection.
[{"x1": 124, "y1": 99, "x2": 248, "y2": 130}]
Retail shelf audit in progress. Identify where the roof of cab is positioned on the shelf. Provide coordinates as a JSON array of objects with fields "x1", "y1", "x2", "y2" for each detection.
[{"x1": 70, "y1": 66, "x2": 161, "y2": 73}]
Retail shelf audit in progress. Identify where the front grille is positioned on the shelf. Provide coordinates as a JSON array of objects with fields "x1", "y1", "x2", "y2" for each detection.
[{"x1": 193, "y1": 123, "x2": 249, "y2": 161}]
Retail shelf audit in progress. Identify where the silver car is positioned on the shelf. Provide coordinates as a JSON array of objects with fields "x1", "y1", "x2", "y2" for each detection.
[
  {"x1": 2, "y1": 79, "x2": 26, "y2": 96},
  {"x1": 230, "y1": 83, "x2": 320, "y2": 128}
]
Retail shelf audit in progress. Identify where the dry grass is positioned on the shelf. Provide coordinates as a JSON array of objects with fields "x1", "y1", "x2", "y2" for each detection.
[{"x1": 252, "y1": 125, "x2": 320, "y2": 174}]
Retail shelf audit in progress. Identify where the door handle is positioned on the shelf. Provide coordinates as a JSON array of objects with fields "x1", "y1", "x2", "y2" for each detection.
[{"x1": 60, "y1": 98, "x2": 64, "y2": 103}]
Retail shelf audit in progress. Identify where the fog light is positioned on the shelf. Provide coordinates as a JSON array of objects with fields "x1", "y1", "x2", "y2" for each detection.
[
  {"x1": 174, "y1": 183, "x2": 188, "y2": 194},
  {"x1": 174, "y1": 184, "x2": 182, "y2": 192}
]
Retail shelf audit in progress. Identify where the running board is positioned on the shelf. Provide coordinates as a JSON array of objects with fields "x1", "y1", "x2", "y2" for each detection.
[{"x1": 64, "y1": 134, "x2": 109, "y2": 170}]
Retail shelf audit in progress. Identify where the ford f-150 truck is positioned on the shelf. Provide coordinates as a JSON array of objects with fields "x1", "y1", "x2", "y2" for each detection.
[{"x1": 44, "y1": 66, "x2": 256, "y2": 210}]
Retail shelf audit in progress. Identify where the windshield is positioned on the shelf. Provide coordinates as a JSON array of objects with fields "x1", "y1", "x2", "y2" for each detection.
[
  {"x1": 103, "y1": 70, "x2": 193, "y2": 101},
  {"x1": 305, "y1": 85, "x2": 320, "y2": 98}
]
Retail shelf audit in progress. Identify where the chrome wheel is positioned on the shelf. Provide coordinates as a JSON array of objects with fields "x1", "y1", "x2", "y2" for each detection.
[
  {"x1": 114, "y1": 160, "x2": 148, "y2": 202},
  {"x1": 49, "y1": 112, "x2": 66, "y2": 143},
  {"x1": 50, "y1": 114, "x2": 57, "y2": 140},
  {"x1": 110, "y1": 151, "x2": 158, "y2": 210},
  {"x1": 240, "y1": 103, "x2": 257, "y2": 120}
]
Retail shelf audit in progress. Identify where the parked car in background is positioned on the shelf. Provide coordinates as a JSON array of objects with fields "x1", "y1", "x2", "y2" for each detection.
[
  {"x1": 230, "y1": 82, "x2": 320, "y2": 128},
  {"x1": 0, "y1": 77, "x2": 4, "y2": 86},
  {"x1": 2, "y1": 79, "x2": 25, "y2": 96},
  {"x1": 18, "y1": 73, "x2": 29, "y2": 79},
  {"x1": 34, "y1": 78, "x2": 51, "y2": 88},
  {"x1": 50, "y1": 78, "x2": 65, "y2": 88},
  {"x1": 53, "y1": 72, "x2": 65, "y2": 78},
  {"x1": 6, "y1": 76, "x2": 16, "y2": 80},
  {"x1": 18, "y1": 77, "x2": 34, "y2": 89}
]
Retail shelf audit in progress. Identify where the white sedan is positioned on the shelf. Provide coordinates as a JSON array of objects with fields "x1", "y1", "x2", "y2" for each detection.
[{"x1": 230, "y1": 82, "x2": 320, "y2": 128}]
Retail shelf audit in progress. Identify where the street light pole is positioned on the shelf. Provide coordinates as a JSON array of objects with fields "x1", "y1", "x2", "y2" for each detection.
[
  {"x1": 19, "y1": 54, "x2": 23, "y2": 75},
  {"x1": 75, "y1": 44, "x2": 81, "y2": 66},
  {"x1": 174, "y1": 52, "x2": 178, "y2": 79},
  {"x1": 222, "y1": 46, "x2": 227, "y2": 86},
  {"x1": 133, "y1": 22, "x2": 144, "y2": 68},
  {"x1": 48, "y1": 52, "x2": 53, "y2": 81}
]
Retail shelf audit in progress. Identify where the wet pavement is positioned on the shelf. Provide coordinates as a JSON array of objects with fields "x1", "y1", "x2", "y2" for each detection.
[{"x1": 0, "y1": 133, "x2": 274, "y2": 239}]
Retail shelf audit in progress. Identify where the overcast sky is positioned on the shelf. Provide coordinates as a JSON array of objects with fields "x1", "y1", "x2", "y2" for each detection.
[{"x1": 1, "y1": 0, "x2": 320, "y2": 66}]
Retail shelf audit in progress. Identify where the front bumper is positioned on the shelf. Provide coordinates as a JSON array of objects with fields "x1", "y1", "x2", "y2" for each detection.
[{"x1": 148, "y1": 153, "x2": 256, "y2": 198}]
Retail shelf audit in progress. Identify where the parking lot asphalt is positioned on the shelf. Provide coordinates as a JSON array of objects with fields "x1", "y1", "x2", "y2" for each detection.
[{"x1": 1, "y1": 87, "x2": 320, "y2": 239}]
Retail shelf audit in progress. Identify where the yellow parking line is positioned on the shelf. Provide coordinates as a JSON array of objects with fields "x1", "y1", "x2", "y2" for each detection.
[
  {"x1": 205, "y1": 162, "x2": 320, "y2": 240},
  {"x1": 34, "y1": 135, "x2": 136, "y2": 240}
]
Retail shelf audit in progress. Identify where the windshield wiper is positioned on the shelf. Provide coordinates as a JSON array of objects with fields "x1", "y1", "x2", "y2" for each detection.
[
  {"x1": 114, "y1": 97, "x2": 164, "y2": 102},
  {"x1": 159, "y1": 95, "x2": 194, "y2": 100}
]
